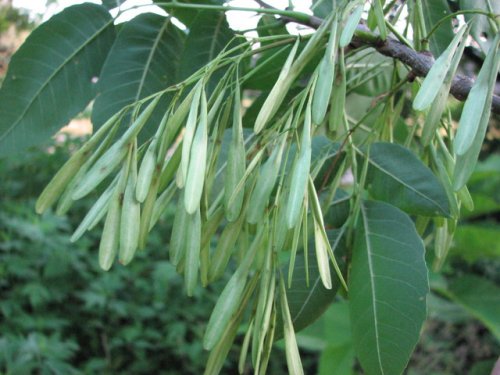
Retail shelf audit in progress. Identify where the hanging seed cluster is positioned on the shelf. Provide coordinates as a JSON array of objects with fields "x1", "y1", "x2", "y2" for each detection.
[{"x1": 35, "y1": 5, "x2": 374, "y2": 374}]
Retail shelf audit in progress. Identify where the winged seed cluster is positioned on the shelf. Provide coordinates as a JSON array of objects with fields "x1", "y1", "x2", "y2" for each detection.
[{"x1": 33, "y1": 1, "x2": 499, "y2": 373}]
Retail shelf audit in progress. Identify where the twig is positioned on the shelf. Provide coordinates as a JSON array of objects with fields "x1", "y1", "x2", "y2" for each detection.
[{"x1": 253, "y1": 0, "x2": 500, "y2": 115}]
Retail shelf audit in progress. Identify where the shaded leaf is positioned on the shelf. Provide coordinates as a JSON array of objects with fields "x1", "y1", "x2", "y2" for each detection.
[
  {"x1": 350, "y1": 200, "x2": 428, "y2": 375},
  {"x1": 319, "y1": 344, "x2": 355, "y2": 375},
  {"x1": 91, "y1": 13, "x2": 184, "y2": 132},
  {"x1": 0, "y1": 4, "x2": 115, "y2": 157},
  {"x1": 421, "y1": 0, "x2": 454, "y2": 56},
  {"x1": 177, "y1": 10, "x2": 235, "y2": 83},
  {"x1": 365, "y1": 142, "x2": 450, "y2": 217},
  {"x1": 447, "y1": 275, "x2": 500, "y2": 340},
  {"x1": 451, "y1": 224, "x2": 500, "y2": 262},
  {"x1": 257, "y1": 14, "x2": 289, "y2": 47},
  {"x1": 312, "y1": 0, "x2": 335, "y2": 19},
  {"x1": 276, "y1": 230, "x2": 346, "y2": 340}
]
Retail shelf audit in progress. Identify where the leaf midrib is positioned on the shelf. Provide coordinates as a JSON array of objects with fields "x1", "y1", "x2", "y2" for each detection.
[
  {"x1": 292, "y1": 275, "x2": 321, "y2": 325},
  {"x1": 360, "y1": 203, "x2": 385, "y2": 375},
  {"x1": 0, "y1": 15, "x2": 113, "y2": 142},
  {"x1": 134, "y1": 18, "x2": 172, "y2": 103},
  {"x1": 369, "y1": 157, "x2": 447, "y2": 215},
  {"x1": 208, "y1": 13, "x2": 224, "y2": 63}
]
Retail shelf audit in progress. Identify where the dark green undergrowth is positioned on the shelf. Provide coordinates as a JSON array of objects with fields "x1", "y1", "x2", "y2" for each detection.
[{"x1": 0, "y1": 140, "x2": 294, "y2": 374}]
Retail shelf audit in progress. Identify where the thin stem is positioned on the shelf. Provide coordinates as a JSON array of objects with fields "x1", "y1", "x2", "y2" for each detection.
[
  {"x1": 150, "y1": 2, "x2": 312, "y2": 23},
  {"x1": 425, "y1": 9, "x2": 498, "y2": 42}
]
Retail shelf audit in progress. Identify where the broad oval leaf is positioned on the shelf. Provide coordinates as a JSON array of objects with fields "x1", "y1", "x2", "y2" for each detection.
[
  {"x1": 91, "y1": 13, "x2": 184, "y2": 130},
  {"x1": 349, "y1": 200, "x2": 429, "y2": 375},
  {"x1": 0, "y1": 3, "x2": 115, "y2": 157},
  {"x1": 365, "y1": 142, "x2": 450, "y2": 217}
]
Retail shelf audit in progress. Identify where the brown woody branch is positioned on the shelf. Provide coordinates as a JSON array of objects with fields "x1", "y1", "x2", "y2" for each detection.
[{"x1": 256, "y1": 2, "x2": 500, "y2": 115}]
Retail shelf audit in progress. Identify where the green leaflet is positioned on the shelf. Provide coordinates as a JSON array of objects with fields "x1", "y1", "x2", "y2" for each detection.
[
  {"x1": 413, "y1": 25, "x2": 468, "y2": 111},
  {"x1": 420, "y1": 0, "x2": 455, "y2": 56},
  {"x1": 91, "y1": 13, "x2": 183, "y2": 131},
  {"x1": 349, "y1": 200, "x2": 428, "y2": 375},
  {"x1": 0, "y1": 3, "x2": 115, "y2": 156},
  {"x1": 364, "y1": 142, "x2": 450, "y2": 217},
  {"x1": 177, "y1": 10, "x2": 235, "y2": 89}
]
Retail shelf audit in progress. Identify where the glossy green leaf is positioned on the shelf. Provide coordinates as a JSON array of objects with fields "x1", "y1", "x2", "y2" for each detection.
[
  {"x1": 0, "y1": 4, "x2": 115, "y2": 156},
  {"x1": 365, "y1": 142, "x2": 450, "y2": 217},
  {"x1": 350, "y1": 200, "x2": 428, "y2": 375},
  {"x1": 447, "y1": 275, "x2": 500, "y2": 340},
  {"x1": 421, "y1": 0, "x2": 454, "y2": 56},
  {"x1": 91, "y1": 14, "x2": 184, "y2": 131}
]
